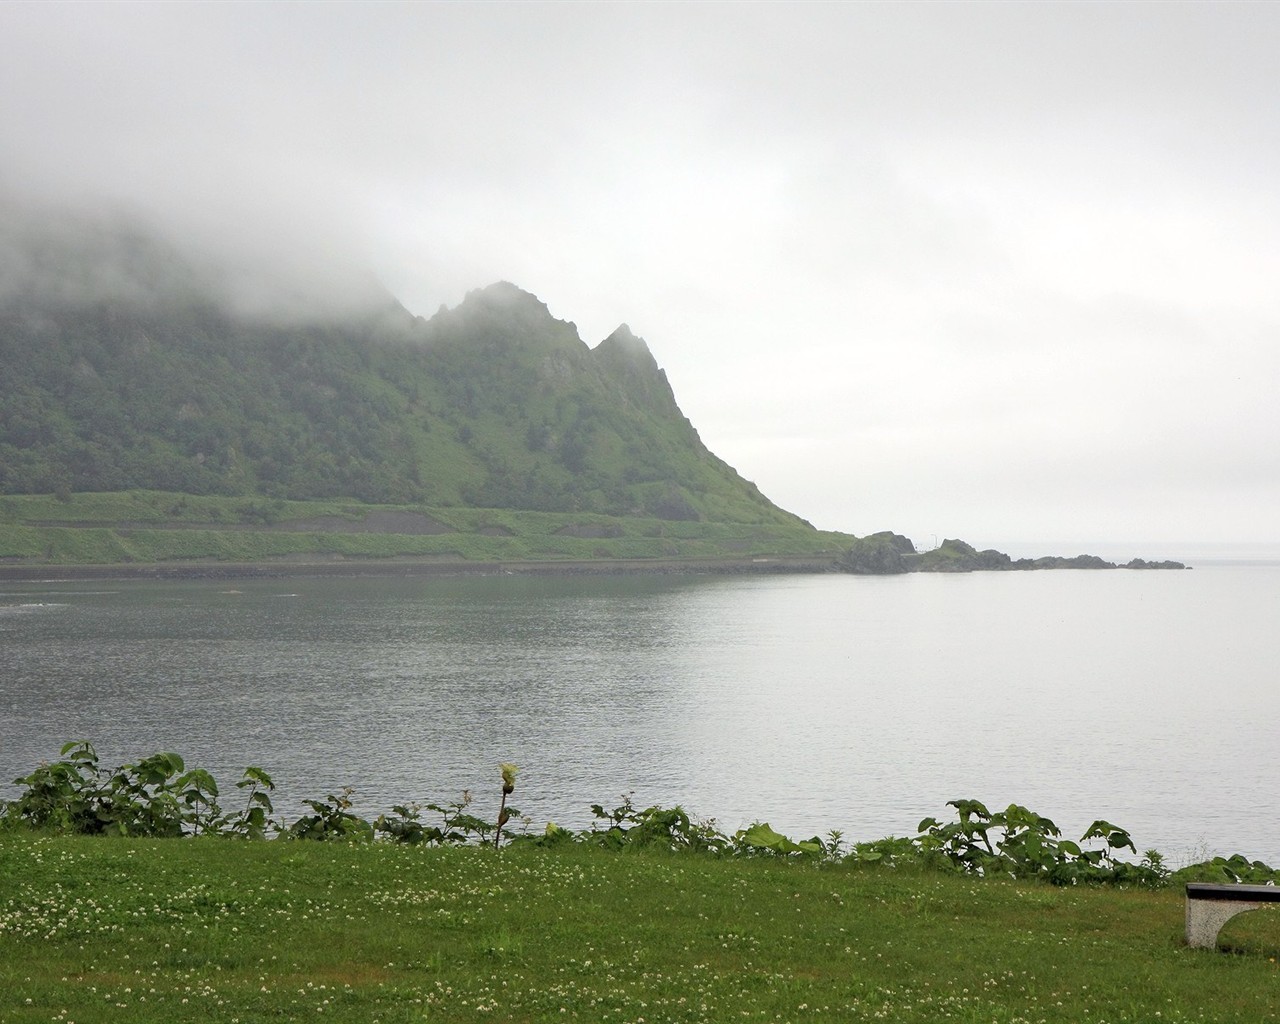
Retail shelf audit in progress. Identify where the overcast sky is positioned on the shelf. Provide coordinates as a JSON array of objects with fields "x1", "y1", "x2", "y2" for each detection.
[{"x1": 2, "y1": 2, "x2": 1276, "y2": 552}]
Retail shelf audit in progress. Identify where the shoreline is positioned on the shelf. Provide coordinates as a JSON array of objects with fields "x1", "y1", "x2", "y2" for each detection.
[{"x1": 0, "y1": 554, "x2": 841, "y2": 583}]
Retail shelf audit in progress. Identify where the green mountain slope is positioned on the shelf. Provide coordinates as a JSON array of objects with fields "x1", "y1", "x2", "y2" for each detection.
[{"x1": 0, "y1": 231, "x2": 804, "y2": 529}]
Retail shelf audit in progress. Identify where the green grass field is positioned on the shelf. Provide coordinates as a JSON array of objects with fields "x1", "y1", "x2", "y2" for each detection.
[
  {"x1": 0, "y1": 491, "x2": 852, "y2": 566},
  {"x1": 2, "y1": 834, "x2": 1278, "y2": 1023}
]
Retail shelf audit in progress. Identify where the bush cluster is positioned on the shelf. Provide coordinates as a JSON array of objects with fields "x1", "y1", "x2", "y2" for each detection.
[{"x1": 4, "y1": 742, "x2": 1276, "y2": 890}]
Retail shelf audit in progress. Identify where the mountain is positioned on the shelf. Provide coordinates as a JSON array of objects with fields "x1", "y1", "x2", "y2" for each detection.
[{"x1": 0, "y1": 220, "x2": 805, "y2": 528}]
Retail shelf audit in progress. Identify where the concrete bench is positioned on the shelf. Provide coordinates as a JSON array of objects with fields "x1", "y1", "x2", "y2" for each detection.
[{"x1": 1185, "y1": 883, "x2": 1280, "y2": 949}]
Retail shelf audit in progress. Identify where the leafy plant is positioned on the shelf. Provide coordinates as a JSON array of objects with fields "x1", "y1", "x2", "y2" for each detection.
[
  {"x1": 915, "y1": 800, "x2": 1166, "y2": 885},
  {"x1": 3, "y1": 739, "x2": 102, "y2": 832},
  {"x1": 849, "y1": 835, "x2": 922, "y2": 867},
  {"x1": 734, "y1": 821, "x2": 823, "y2": 857},
  {"x1": 1171, "y1": 853, "x2": 1280, "y2": 885},
  {"x1": 173, "y1": 767, "x2": 220, "y2": 836},
  {"x1": 285, "y1": 787, "x2": 374, "y2": 842},
  {"x1": 216, "y1": 766, "x2": 278, "y2": 839},
  {"x1": 3, "y1": 741, "x2": 195, "y2": 837},
  {"x1": 374, "y1": 791, "x2": 499, "y2": 846},
  {"x1": 584, "y1": 793, "x2": 731, "y2": 854},
  {"x1": 97, "y1": 751, "x2": 190, "y2": 836},
  {"x1": 374, "y1": 801, "x2": 430, "y2": 844}
]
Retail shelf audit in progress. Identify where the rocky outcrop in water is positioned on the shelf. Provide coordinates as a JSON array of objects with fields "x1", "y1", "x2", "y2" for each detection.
[
  {"x1": 837, "y1": 535, "x2": 1187, "y2": 575},
  {"x1": 833, "y1": 531, "x2": 916, "y2": 574}
]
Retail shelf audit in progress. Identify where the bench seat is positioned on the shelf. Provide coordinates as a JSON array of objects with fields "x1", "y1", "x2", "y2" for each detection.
[{"x1": 1185, "y1": 883, "x2": 1280, "y2": 949}]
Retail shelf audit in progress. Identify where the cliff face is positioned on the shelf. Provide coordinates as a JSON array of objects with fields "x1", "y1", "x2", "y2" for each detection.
[{"x1": 0, "y1": 226, "x2": 805, "y2": 527}]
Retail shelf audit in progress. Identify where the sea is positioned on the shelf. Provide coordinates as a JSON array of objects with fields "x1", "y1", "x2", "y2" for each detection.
[{"x1": 2, "y1": 547, "x2": 1277, "y2": 865}]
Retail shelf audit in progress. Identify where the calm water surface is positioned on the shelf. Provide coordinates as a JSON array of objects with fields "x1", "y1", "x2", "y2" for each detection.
[{"x1": 2, "y1": 565, "x2": 1276, "y2": 863}]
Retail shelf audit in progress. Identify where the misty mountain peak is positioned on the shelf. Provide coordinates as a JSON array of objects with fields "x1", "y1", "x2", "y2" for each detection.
[
  {"x1": 596, "y1": 323, "x2": 657, "y2": 366},
  {"x1": 432, "y1": 281, "x2": 584, "y2": 353},
  {"x1": 593, "y1": 322, "x2": 676, "y2": 412},
  {"x1": 607, "y1": 323, "x2": 640, "y2": 346},
  {"x1": 460, "y1": 280, "x2": 548, "y2": 311}
]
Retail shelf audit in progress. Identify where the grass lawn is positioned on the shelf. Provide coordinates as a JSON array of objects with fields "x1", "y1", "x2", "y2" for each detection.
[
  {"x1": 0, "y1": 490, "x2": 851, "y2": 566},
  {"x1": 2, "y1": 835, "x2": 1278, "y2": 1023}
]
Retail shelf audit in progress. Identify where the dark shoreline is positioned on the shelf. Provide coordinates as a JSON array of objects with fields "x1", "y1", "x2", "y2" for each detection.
[{"x1": 0, "y1": 555, "x2": 841, "y2": 583}]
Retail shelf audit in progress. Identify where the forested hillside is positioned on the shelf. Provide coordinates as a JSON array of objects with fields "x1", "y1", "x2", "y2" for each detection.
[{"x1": 0, "y1": 221, "x2": 805, "y2": 528}]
